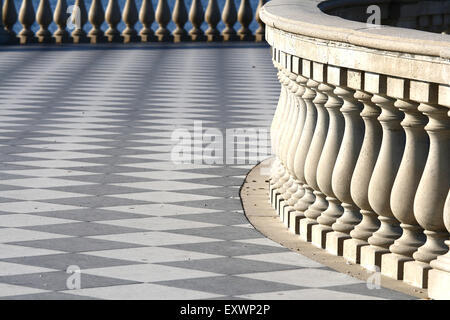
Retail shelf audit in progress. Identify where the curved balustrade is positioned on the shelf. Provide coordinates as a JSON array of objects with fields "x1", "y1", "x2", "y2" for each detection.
[
  {"x1": 261, "y1": 0, "x2": 449, "y2": 299},
  {"x1": 0, "y1": 0, "x2": 267, "y2": 44}
]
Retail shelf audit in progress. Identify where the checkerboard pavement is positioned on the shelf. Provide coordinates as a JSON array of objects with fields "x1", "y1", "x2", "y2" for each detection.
[{"x1": 0, "y1": 43, "x2": 413, "y2": 300}]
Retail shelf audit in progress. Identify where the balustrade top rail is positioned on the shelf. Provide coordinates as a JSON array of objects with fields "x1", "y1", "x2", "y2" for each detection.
[
  {"x1": 260, "y1": 0, "x2": 450, "y2": 106},
  {"x1": 0, "y1": 0, "x2": 268, "y2": 44}
]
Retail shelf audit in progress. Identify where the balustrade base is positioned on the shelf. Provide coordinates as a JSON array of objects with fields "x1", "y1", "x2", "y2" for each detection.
[
  {"x1": 288, "y1": 211, "x2": 302, "y2": 234},
  {"x1": 343, "y1": 239, "x2": 368, "y2": 264},
  {"x1": 326, "y1": 231, "x2": 350, "y2": 256},
  {"x1": 255, "y1": 33, "x2": 264, "y2": 42},
  {"x1": 311, "y1": 224, "x2": 332, "y2": 249},
  {"x1": 123, "y1": 34, "x2": 140, "y2": 43},
  {"x1": 0, "y1": 29, "x2": 9, "y2": 45},
  {"x1": 403, "y1": 261, "x2": 431, "y2": 288},
  {"x1": 361, "y1": 245, "x2": 390, "y2": 272},
  {"x1": 381, "y1": 253, "x2": 413, "y2": 280},
  {"x1": 300, "y1": 219, "x2": 317, "y2": 242},
  {"x1": 428, "y1": 268, "x2": 450, "y2": 299},
  {"x1": 279, "y1": 201, "x2": 290, "y2": 227}
]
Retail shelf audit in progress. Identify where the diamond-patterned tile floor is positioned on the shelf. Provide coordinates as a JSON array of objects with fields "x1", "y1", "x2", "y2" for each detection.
[{"x1": 0, "y1": 43, "x2": 412, "y2": 300}]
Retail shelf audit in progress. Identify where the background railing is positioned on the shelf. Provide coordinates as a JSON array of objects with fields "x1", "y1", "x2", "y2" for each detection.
[{"x1": 0, "y1": 0, "x2": 267, "y2": 44}]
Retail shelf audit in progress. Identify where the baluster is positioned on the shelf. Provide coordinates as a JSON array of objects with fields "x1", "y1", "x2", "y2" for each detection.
[
  {"x1": 361, "y1": 73, "x2": 405, "y2": 271},
  {"x1": 0, "y1": 0, "x2": 6, "y2": 44},
  {"x1": 88, "y1": 0, "x2": 105, "y2": 43},
  {"x1": 326, "y1": 68, "x2": 365, "y2": 256},
  {"x1": 381, "y1": 78, "x2": 428, "y2": 280},
  {"x1": 139, "y1": 0, "x2": 155, "y2": 42},
  {"x1": 254, "y1": 0, "x2": 266, "y2": 42},
  {"x1": 429, "y1": 191, "x2": 450, "y2": 300},
  {"x1": 280, "y1": 78, "x2": 307, "y2": 226},
  {"x1": 205, "y1": 0, "x2": 220, "y2": 41},
  {"x1": 172, "y1": 0, "x2": 188, "y2": 42},
  {"x1": 222, "y1": 0, "x2": 237, "y2": 41},
  {"x1": 189, "y1": 0, "x2": 205, "y2": 41},
  {"x1": 273, "y1": 73, "x2": 297, "y2": 211},
  {"x1": 404, "y1": 82, "x2": 449, "y2": 289},
  {"x1": 105, "y1": 0, "x2": 122, "y2": 42},
  {"x1": 122, "y1": 0, "x2": 138, "y2": 43},
  {"x1": 237, "y1": 0, "x2": 253, "y2": 41},
  {"x1": 18, "y1": 0, "x2": 35, "y2": 44},
  {"x1": 342, "y1": 72, "x2": 382, "y2": 263},
  {"x1": 270, "y1": 69, "x2": 291, "y2": 207},
  {"x1": 2, "y1": 0, "x2": 17, "y2": 43},
  {"x1": 53, "y1": 0, "x2": 69, "y2": 43},
  {"x1": 289, "y1": 61, "x2": 318, "y2": 234},
  {"x1": 71, "y1": 0, "x2": 88, "y2": 43},
  {"x1": 36, "y1": 0, "x2": 52, "y2": 43},
  {"x1": 300, "y1": 66, "x2": 330, "y2": 242},
  {"x1": 155, "y1": 0, "x2": 171, "y2": 41},
  {"x1": 277, "y1": 74, "x2": 299, "y2": 216},
  {"x1": 312, "y1": 81, "x2": 345, "y2": 249}
]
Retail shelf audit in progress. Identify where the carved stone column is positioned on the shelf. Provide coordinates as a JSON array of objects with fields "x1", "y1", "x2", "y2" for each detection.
[
  {"x1": 105, "y1": 0, "x2": 122, "y2": 42},
  {"x1": 71, "y1": 0, "x2": 88, "y2": 43},
  {"x1": 428, "y1": 191, "x2": 450, "y2": 300},
  {"x1": 404, "y1": 82, "x2": 449, "y2": 289},
  {"x1": 326, "y1": 67, "x2": 364, "y2": 256},
  {"x1": 88, "y1": 0, "x2": 105, "y2": 43},
  {"x1": 289, "y1": 60, "x2": 318, "y2": 234},
  {"x1": 53, "y1": 0, "x2": 69, "y2": 43},
  {"x1": 381, "y1": 78, "x2": 428, "y2": 280},
  {"x1": 300, "y1": 63, "x2": 329, "y2": 242},
  {"x1": 36, "y1": 0, "x2": 52, "y2": 43},
  {"x1": 172, "y1": 0, "x2": 188, "y2": 42},
  {"x1": 361, "y1": 73, "x2": 405, "y2": 271},
  {"x1": 139, "y1": 0, "x2": 156, "y2": 42},
  {"x1": 155, "y1": 0, "x2": 171, "y2": 41},
  {"x1": 237, "y1": 0, "x2": 253, "y2": 41},
  {"x1": 205, "y1": 0, "x2": 220, "y2": 41},
  {"x1": 2, "y1": 0, "x2": 18, "y2": 43},
  {"x1": 254, "y1": 0, "x2": 267, "y2": 42},
  {"x1": 343, "y1": 71, "x2": 382, "y2": 263},
  {"x1": 311, "y1": 78, "x2": 345, "y2": 249},
  {"x1": 189, "y1": 0, "x2": 205, "y2": 41},
  {"x1": 122, "y1": 0, "x2": 139, "y2": 42},
  {"x1": 221, "y1": 0, "x2": 237, "y2": 41},
  {"x1": 18, "y1": 0, "x2": 35, "y2": 44}
]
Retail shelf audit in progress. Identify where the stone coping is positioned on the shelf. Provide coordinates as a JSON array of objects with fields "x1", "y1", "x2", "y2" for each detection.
[
  {"x1": 260, "y1": 0, "x2": 450, "y2": 59},
  {"x1": 241, "y1": 158, "x2": 429, "y2": 300}
]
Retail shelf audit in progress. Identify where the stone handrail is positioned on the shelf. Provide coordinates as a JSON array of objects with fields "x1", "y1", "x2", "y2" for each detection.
[
  {"x1": 260, "y1": 0, "x2": 449, "y2": 299},
  {"x1": 0, "y1": 0, "x2": 267, "y2": 44}
]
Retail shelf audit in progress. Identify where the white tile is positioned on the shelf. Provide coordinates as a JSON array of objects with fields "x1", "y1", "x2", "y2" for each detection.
[
  {"x1": 85, "y1": 246, "x2": 222, "y2": 263},
  {"x1": 13, "y1": 151, "x2": 106, "y2": 160},
  {"x1": 0, "y1": 177, "x2": 93, "y2": 188},
  {"x1": 0, "y1": 169, "x2": 97, "y2": 177},
  {"x1": 9, "y1": 160, "x2": 103, "y2": 168},
  {"x1": 90, "y1": 231, "x2": 221, "y2": 246},
  {"x1": 63, "y1": 283, "x2": 223, "y2": 300},
  {"x1": 0, "y1": 189, "x2": 86, "y2": 201},
  {"x1": 118, "y1": 170, "x2": 218, "y2": 180},
  {"x1": 0, "y1": 261, "x2": 56, "y2": 276},
  {"x1": 113, "y1": 181, "x2": 218, "y2": 191},
  {"x1": 110, "y1": 191, "x2": 219, "y2": 203},
  {"x1": 0, "y1": 228, "x2": 69, "y2": 243},
  {"x1": 0, "y1": 214, "x2": 76, "y2": 227},
  {"x1": 238, "y1": 252, "x2": 324, "y2": 268},
  {"x1": 237, "y1": 269, "x2": 363, "y2": 288},
  {"x1": 237, "y1": 288, "x2": 385, "y2": 300},
  {"x1": 101, "y1": 203, "x2": 220, "y2": 216},
  {"x1": 99, "y1": 217, "x2": 218, "y2": 231},
  {"x1": 26, "y1": 143, "x2": 112, "y2": 151},
  {"x1": 0, "y1": 283, "x2": 48, "y2": 297},
  {"x1": 0, "y1": 243, "x2": 63, "y2": 259},
  {"x1": 83, "y1": 263, "x2": 222, "y2": 283},
  {"x1": 0, "y1": 201, "x2": 82, "y2": 213}
]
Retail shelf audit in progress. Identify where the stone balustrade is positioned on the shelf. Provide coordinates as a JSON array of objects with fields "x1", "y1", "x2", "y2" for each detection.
[
  {"x1": 0, "y1": 0, "x2": 267, "y2": 44},
  {"x1": 261, "y1": 0, "x2": 449, "y2": 299}
]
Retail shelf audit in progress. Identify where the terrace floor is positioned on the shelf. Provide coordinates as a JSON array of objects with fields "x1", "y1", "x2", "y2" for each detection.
[{"x1": 0, "y1": 43, "x2": 412, "y2": 300}]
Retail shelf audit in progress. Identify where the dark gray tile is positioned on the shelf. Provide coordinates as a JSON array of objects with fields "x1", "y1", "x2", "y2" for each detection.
[{"x1": 165, "y1": 226, "x2": 263, "y2": 241}]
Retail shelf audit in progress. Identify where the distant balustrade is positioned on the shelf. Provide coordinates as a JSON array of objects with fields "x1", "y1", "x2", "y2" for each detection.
[
  {"x1": 0, "y1": 0, "x2": 267, "y2": 44},
  {"x1": 261, "y1": 0, "x2": 449, "y2": 299}
]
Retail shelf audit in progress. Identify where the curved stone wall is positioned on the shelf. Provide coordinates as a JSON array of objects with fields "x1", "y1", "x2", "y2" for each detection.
[{"x1": 260, "y1": 0, "x2": 449, "y2": 300}]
